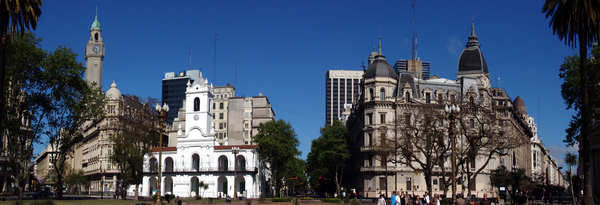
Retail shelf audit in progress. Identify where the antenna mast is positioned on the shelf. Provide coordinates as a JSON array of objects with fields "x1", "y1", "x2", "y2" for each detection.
[
  {"x1": 412, "y1": 0, "x2": 417, "y2": 60},
  {"x1": 214, "y1": 33, "x2": 218, "y2": 84},
  {"x1": 189, "y1": 45, "x2": 192, "y2": 71}
]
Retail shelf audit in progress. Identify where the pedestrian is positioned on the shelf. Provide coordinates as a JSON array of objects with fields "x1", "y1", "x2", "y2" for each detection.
[
  {"x1": 456, "y1": 194, "x2": 466, "y2": 205},
  {"x1": 434, "y1": 194, "x2": 441, "y2": 205},
  {"x1": 378, "y1": 194, "x2": 387, "y2": 205},
  {"x1": 424, "y1": 192, "x2": 430, "y2": 205},
  {"x1": 480, "y1": 194, "x2": 491, "y2": 205},
  {"x1": 400, "y1": 192, "x2": 406, "y2": 205},
  {"x1": 359, "y1": 192, "x2": 362, "y2": 203},
  {"x1": 414, "y1": 195, "x2": 422, "y2": 205},
  {"x1": 392, "y1": 191, "x2": 397, "y2": 205},
  {"x1": 395, "y1": 191, "x2": 401, "y2": 205},
  {"x1": 176, "y1": 196, "x2": 182, "y2": 205}
]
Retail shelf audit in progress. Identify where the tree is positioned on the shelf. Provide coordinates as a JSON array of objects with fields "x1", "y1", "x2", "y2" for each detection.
[
  {"x1": 307, "y1": 119, "x2": 349, "y2": 197},
  {"x1": 3, "y1": 31, "x2": 104, "y2": 199},
  {"x1": 282, "y1": 157, "x2": 306, "y2": 196},
  {"x1": 109, "y1": 95, "x2": 160, "y2": 201},
  {"x1": 565, "y1": 152, "x2": 578, "y2": 204},
  {"x1": 393, "y1": 106, "x2": 450, "y2": 199},
  {"x1": 0, "y1": 1, "x2": 42, "y2": 151},
  {"x1": 253, "y1": 119, "x2": 300, "y2": 198},
  {"x1": 490, "y1": 166, "x2": 532, "y2": 204},
  {"x1": 65, "y1": 169, "x2": 89, "y2": 194},
  {"x1": 455, "y1": 96, "x2": 526, "y2": 198},
  {"x1": 543, "y1": 1, "x2": 600, "y2": 204}
]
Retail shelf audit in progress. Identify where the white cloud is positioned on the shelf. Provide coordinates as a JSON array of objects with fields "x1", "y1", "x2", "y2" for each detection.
[
  {"x1": 547, "y1": 144, "x2": 578, "y2": 171},
  {"x1": 447, "y1": 36, "x2": 463, "y2": 56}
]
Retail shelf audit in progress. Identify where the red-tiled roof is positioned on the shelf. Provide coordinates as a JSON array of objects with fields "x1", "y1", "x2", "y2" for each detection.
[
  {"x1": 214, "y1": 145, "x2": 258, "y2": 150},
  {"x1": 150, "y1": 147, "x2": 177, "y2": 152}
]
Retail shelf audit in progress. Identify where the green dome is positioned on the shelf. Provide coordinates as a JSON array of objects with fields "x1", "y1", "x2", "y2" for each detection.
[{"x1": 91, "y1": 16, "x2": 101, "y2": 30}]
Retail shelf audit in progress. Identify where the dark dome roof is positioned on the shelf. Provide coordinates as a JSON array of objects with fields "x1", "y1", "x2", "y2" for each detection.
[
  {"x1": 365, "y1": 58, "x2": 397, "y2": 79},
  {"x1": 457, "y1": 22, "x2": 489, "y2": 74},
  {"x1": 458, "y1": 47, "x2": 489, "y2": 73},
  {"x1": 513, "y1": 96, "x2": 527, "y2": 115}
]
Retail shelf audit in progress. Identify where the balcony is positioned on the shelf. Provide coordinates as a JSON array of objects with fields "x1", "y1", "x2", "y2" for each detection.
[
  {"x1": 360, "y1": 166, "x2": 399, "y2": 173},
  {"x1": 144, "y1": 166, "x2": 258, "y2": 175},
  {"x1": 360, "y1": 146, "x2": 376, "y2": 152}
]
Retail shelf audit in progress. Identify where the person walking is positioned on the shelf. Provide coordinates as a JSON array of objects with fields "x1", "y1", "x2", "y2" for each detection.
[
  {"x1": 378, "y1": 194, "x2": 387, "y2": 205},
  {"x1": 392, "y1": 191, "x2": 397, "y2": 205}
]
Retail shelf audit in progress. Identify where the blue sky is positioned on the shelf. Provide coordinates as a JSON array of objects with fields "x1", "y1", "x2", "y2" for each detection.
[{"x1": 32, "y1": 1, "x2": 578, "y2": 170}]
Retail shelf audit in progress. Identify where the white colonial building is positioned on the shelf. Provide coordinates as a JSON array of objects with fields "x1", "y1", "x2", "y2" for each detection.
[{"x1": 137, "y1": 73, "x2": 267, "y2": 198}]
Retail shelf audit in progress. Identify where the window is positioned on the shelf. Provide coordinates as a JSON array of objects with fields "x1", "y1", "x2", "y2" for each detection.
[
  {"x1": 426, "y1": 93, "x2": 431, "y2": 104},
  {"x1": 244, "y1": 121, "x2": 249, "y2": 128},
  {"x1": 380, "y1": 88, "x2": 385, "y2": 100},
  {"x1": 219, "y1": 113, "x2": 224, "y2": 119},
  {"x1": 370, "y1": 89, "x2": 374, "y2": 101},
  {"x1": 367, "y1": 114, "x2": 373, "y2": 125},
  {"x1": 194, "y1": 97, "x2": 200, "y2": 111},
  {"x1": 219, "y1": 103, "x2": 224, "y2": 109},
  {"x1": 108, "y1": 105, "x2": 115, "y2": 114},
  {"x1": 108, "y1": 146, "x2": 112, "y2": 156},
  {"x1": 245, "y1": 100, "x2": 252, "y2": 107},
  {"x1": 380, "y1": 113, "x2": 386, "y2": 124},
  {"x1": 219, "y1": 123, "x2": 224, "y2": 129},
  {"x1": 406, "y1": 178, "x2": 412, "y2": 191},
  {"x1": 405, "y1": 92, "x2": 410, "y2": 100},
  {"x1": 533, "y1": 150, "x2": 537, "y2": 169},
  {"x1": 213, "y1": 103, "x2": 215, "y2": 109},
  {"x1": 244, "y1": 112, "x2": 252, "y2": 118},
  {"x1": 438, "y1": 94, "x2": 444, "y2": 103},
  {"x1": 450, "y1": 95, "x2": 456, "y2": 103},
  {"x1": 368, "y1": 133, "x2": 373, "y2": 146},
  {"x1": 437, "y1": 118, "x2": 444, "y2": 127},
  {"x1": 500, "y1": 158, "x2": 505, "y2": 165},
  {"x1": 245, "y1": 131, "x2": 249, "y2": 138},
  {"x1": 223, "y1": 122, "x2": 227, "y2": 128},
  {"x1": 433, "y1": 179, "x2": 438, "y2": 185}
]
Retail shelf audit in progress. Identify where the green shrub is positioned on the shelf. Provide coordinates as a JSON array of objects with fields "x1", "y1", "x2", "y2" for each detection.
[
  {"x1": 152, "y1": 194, "x2": 157, "y2": 202},
  {"x1": 441, "y1": 198, "x2": 449, "y2": 205},
  {"x1": 344, "y1": 194, "x2": 350, "y2": 203},
  {"x1": 321, "y1": 198, "x2": 342, "y2": 203},
  {"x1": 350, "y1": 198, "x2": 361, "y2": 205},
  {"x1": 272, "y1": 197, "x2": 293, "y2": 202},
  {"x1": 12, "y1": 200, "x2": 23, "y2": 205},
  {"x1": 258, "y1": 193, "x2": 266, "y2": 203},
  {"x1": 300, "y1": 197, "x2": 313, "y2": 200},
  {"x1": 164, "y1": 194, "x2": 175, "y2": 203},
  {"x1": 30, "y1": 200, "x2": 55, "y2": 205}
]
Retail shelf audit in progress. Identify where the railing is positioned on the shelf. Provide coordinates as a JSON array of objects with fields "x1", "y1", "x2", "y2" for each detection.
[
  {"x1": 360, "y1": 146, "x2": 376, "y2": 152},
  {"x1": 146, "y1": 166, "x2": 257, "y2": 173}
]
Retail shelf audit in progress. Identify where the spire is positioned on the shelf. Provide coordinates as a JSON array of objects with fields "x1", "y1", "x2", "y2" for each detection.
[
  {"x1": 466, "y1": 19, "x2": 480, "y2": 48},
  {"x1": 91, "y1": 6, "x2": 101, "y2": 31},
  {"x1": 378, "y1": 37, "x2": 382, "y2": 55}
]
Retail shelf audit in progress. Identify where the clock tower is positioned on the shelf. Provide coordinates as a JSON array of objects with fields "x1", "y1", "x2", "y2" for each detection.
[{"x1": 85, "y1": 14, "x2": 105, "y2": 87}]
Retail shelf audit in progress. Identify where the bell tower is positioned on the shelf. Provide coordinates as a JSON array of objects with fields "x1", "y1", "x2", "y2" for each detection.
[{"x1": 85, "y1": 12, "x2": 105, "y2": 87}]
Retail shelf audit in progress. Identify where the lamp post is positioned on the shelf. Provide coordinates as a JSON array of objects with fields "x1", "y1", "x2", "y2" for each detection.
[
  {"x1": 155, "y1": 103, "x2": 169, "y2": 205},
  {"x1": 101, "y1": 169, "x2": 105, "y2": 199},
  {"x1": 445, "y1": 104, "x2": 460, "y2": 205},
  {"x1": 232, "y1": 146, "x2": 239, "y2": 200}
]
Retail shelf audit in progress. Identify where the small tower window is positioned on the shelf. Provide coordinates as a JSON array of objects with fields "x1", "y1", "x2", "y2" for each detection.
[
  {"x1": 95, "y1": 33, "x2": 99, "y2": 42},
  {"x1": 194, "y1": 97, "x2": 200, "y2": 111},
  {"x1": 380, "y1": 88, "x2": 385, "y2": 100},
  {"x1": 370, "y1": 88, "x2": 374, "y2": 101},
  {"x1": 405, "y1": 92, "x2": 410, "y2": 101}
]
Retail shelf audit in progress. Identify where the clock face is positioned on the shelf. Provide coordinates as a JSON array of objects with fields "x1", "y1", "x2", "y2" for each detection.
[
  {"x1": 194, "y1": 115, "x2": 199, "y2": 121},
  {"x1": 93, "y1": 45, "x2": 101, "y2": 53}
]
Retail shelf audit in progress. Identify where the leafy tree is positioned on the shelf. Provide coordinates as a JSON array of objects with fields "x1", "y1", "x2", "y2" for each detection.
[
  {"x1": 565, "y1": 152, "x2": 578, "y2": 204},
  {"x1": 109, "y1": 95, "x2": 160, "y2": 201},
  {"x1": 490, "y1": 166, "x2": 532, "y2": 204},
  {"x1": 543, "y1": 1, "x2": 600, "y2": 204},
  {"x1": 3, "y1": 31, "x2": 104, "y2": 199},
  {"x1": 253, "y1": 119, "x2": 300, "y2": 198},
  {"x1": 65, "y1": 169, "x2": 89, "y2": 194},
  {"x1": 283, "y1": 157, "x2": 306, "y2": 196},
  {"x1": 307, "y1": 119, "x2": 349, "y2": 197},
  {"x1": 0, "y1": 0, "x2": 43, "y2": 148}
]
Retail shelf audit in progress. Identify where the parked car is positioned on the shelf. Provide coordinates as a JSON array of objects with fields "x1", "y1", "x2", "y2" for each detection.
[{"x1": 33, "y1": 190, "x2": 54, "y2": 199}]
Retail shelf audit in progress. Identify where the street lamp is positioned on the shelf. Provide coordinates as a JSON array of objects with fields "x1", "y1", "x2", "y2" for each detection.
[
  {"x1": 155, "y1": 103, "x2": 169, "y2": 205},
  {"x1": 232, "y1": 146, "x2": 239, "y2": 200},
  {"x1": 445, "y1": 104, "x2": 460, "y2": 205}
]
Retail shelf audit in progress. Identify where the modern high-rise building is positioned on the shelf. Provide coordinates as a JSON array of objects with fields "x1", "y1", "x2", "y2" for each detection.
[
  {"x1": 325, "y1": 70, "x2": 362, "y2": 125},
  {"x1": 392, "y1": 59, "x2": 431, "y2": 80},
  {"x1": 162, "y1": 70, "x2": 201, "y2": 123}
]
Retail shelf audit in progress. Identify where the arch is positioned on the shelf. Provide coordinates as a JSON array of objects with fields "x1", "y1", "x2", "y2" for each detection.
[
  {"x1": 218, "y1": 176, "x2": 228, "y2": 197},
  {"x1": 192, "y1": 154, "x2": 200, "y2": 171},
  {"x1": 236, "y1": 155, "x2": 246, "y2": 171},
  {"x1": 191, "y1": 177, "x2": 200, "y2": 197},
  {"x1": 149, "y1": 177, "x2": 158, "y2": 197},
  {"x1": 165, "y1": 157, "x2": 174, "y2": 172},
  {"x1": 94, "y1": 33, "x2": 98, "y2": 41},
  {"x1": 380, "y1": 88, "x2": 385, "y2": 100},
  {"x1": 194, "y1": 97, "x2": 200, "y2": 111},
  {"x1": 164, "y1": 176, "x2": 174, "y2": 194},
  {"x1": 218, "y1": 155, "x2": 228, "y2": 171},
  {"x1": 149, "y1": 157, "x2": 157, "y2": 172}
]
